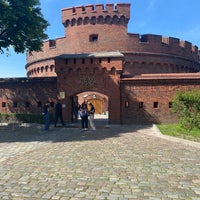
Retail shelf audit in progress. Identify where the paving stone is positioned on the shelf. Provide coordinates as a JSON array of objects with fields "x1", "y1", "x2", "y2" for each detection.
[{"x1": 0, "y1": 123, "x2": 199, "y2": 199}]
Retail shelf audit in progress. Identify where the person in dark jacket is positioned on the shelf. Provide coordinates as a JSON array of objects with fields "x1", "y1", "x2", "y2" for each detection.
[
  {"x1": 54, "y1": 99, "x2": 65, "y2": 127},
  {"x1": 80, "y1": 101, "x2": 88, "y2": 130}
]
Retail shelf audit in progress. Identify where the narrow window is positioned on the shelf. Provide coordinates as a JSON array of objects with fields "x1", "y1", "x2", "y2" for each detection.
[
  {"x1": 89, "y1": 34, "x2": 98, "y2": 42},
  {"x1": 65, "y1": 59, "x2": 68, "y2": 64},
  {"x1": 90, "y1": 58, "x2": 93, "y2": 64},
  {"x1": 13, "y1": 102, "x2": 18, "y2": 108},
  {"x1": 125, "y1": 101, "x2": 129, "y2": 108},
  {"x1": 2, "y1": 102, "x2": 6, "y2": 107},
  {"x1": 99, "y1": 58, "x2": 102, "y2": 63},
  {"x1": 73, "y1": 59, "x2": 76, "y2": 64},
  {"x1": 82, "y1": 6, "x2": 85, "y2": 12},
  {"x1": 108, "y1": 57, "x2": 111, "y2": 63},
  {"x1": 72, "y1": 7, "x2": 76, "y2": 13},
  {"x1": 169, "y1": 102, "x2": 172, "y2": 108},
  {"x1": 49, "y1": 40, "x2": 56, "y2": 48},
  {"x1": 153, "y1": 102, "x2": 158, "y2": 109},
  {"x1": 139, "y1": 102, "x2": 144, "y2": 109},
  {"x1": 82, "y1": 58, "x2": 85, "y2": 64}
]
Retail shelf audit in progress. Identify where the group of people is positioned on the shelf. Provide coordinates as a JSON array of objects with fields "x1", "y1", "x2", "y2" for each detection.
[
  {"x1": 79, "y1": 101, "x2": 96, "y2": 131},
  {"x1": 42, "y1": 100, "x2": 96, "y2": 131},
  {"x1": 42, "y1": 99, "x2": 65, "y2": 131}
]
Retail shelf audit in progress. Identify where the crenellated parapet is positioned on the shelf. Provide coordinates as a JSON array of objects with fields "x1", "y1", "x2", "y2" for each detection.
[
  {"x1": 128, "y1": 34, "x2": 199, "y2": 61},
  {"x1": 62, "y1": 3, "x2": 130, "y2": 28}
]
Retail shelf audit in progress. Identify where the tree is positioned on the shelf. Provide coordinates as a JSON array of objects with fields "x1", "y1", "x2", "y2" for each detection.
[{"x1": 0, "y1": 0, "x2": 49, "y2": 54}]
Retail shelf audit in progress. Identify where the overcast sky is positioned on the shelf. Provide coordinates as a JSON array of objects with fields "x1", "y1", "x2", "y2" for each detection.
[{"x1": 1, "y1": 0, "x2": 200, "y2": 78}]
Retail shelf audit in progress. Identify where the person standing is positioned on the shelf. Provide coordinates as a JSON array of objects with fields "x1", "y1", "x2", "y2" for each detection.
[
  {"x1": 80, "y1": 101, "x2": 88, "y2": 130},
  {"x1": 54, "y1": 99, "x2": 65, "y2": 127},
  {"x1": 88, "y1": 102, "x2": 96, "y2": 130},
  {"x1": 43, "y1": 101, "x2": 50, "y2": 131}
]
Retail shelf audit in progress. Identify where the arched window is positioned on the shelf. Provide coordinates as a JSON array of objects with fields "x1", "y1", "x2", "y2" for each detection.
[{"x1": 77, "y1": 17, "x2": 82, "y2": 25}]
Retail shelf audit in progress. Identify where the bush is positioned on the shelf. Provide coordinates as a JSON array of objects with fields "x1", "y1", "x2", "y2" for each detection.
[
  {"x1": 171, "y1": 90, "x2": 200, "y2": 130},
  {"x1": 0, "y1": 113, "x2": 54, "y2": 124}
]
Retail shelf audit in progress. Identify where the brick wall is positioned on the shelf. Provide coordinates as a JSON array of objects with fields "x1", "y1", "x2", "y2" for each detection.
[
  {"x1": 121, "y1": 76, "x2": 200, "y2": 124},
  {"x1": 0, "y1": 77, "x2": 57, "y2": 114}
]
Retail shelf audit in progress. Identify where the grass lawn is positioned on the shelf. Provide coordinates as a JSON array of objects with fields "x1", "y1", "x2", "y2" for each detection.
[{"x1": 157, "y1": 124, "x2": 200, "y2": 143}]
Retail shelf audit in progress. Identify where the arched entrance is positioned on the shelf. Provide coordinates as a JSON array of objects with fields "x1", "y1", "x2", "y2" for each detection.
[{"x1": 70, "y1": 91, "x2": 108, "y2": 123}]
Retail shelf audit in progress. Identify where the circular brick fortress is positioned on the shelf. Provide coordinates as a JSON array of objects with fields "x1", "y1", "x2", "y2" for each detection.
[{"x1": 26, "y1": 3, "x2": 200, "y2": 77}]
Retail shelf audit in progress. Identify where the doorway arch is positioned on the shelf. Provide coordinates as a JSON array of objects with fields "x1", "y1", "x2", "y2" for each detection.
[{"x1": 70, "y1": 91, "x2": 109, "y2": 123}]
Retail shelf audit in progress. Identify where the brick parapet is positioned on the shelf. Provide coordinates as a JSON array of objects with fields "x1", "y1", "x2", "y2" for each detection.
[{"x1": 62, "y1": 3, "x2": 130, "y2": 27}]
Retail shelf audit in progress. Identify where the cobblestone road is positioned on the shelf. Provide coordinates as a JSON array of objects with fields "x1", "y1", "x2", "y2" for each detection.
[{"x1": 0, "y1": 122, "x2": 200, "y2": 200}]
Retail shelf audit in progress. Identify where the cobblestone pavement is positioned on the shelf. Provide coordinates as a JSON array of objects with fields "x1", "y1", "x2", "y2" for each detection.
[{"x1": 0, "y1": 121, "x2": 200, "y2": 200}]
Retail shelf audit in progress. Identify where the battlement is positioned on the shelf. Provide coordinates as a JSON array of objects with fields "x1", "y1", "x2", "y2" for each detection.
[
  {"x1": 62, "y1": 3, "x2": 130, "y2": 27},
  {"x1": 137, "y1": 34, "x2": 198, "y2": 54}
]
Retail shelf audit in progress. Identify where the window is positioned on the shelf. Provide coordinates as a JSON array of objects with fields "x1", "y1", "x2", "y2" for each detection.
[
  {"x1": 107, "y1": 57, "x2": 111, "y2": 63},
  {"x1": 2, "y1": 102, "x2": 6, "y2": 107},
  {"x1": 72, "y1": 7, "x2": 76, "y2": 13},
  {"x1": 65, "y1": 59, "x2": 68, "y2": 64},
  {"x1": 90, "y1": 58, "x2": 93, "y2": 64},
  {"x1": 125, "y1": 101, "x2": 129, "y2": 108},
  {"x1": 49, "y1": 40, "x2": 56, "y2": 48},
  {"x1": 89, "y1": 34, "x2": 98, "y2": 42},
  {"x1": 153, "y1": 102, "x2": 158, "y2": 109},
  {"x1": 99, "y1": 58, "x2": 102, "y2": 63},
  {"x1": 169, "y1": 102, "x2": 172, "y2": 108},
  {"x1": 82, "y1": 58, "x2": 85, "y2": 64},
  {"x1": 73, "y1": 59, "x2": 76, "y2": 64},
  {"x1": 139, "y1": 102, "x2": 144, "y2": 109}
]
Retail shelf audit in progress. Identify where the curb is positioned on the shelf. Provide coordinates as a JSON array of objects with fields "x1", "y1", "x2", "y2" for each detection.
[{"x1": 152, "y1": 124, "x2": 200, "y2": 149}]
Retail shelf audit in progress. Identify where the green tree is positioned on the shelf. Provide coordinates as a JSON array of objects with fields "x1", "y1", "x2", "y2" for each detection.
[{"x1": 0, "y1": 0, "x2": 49, "y2": 54}]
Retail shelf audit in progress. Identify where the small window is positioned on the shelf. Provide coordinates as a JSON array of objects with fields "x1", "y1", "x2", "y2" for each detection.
[
  {"x1": 107, "y1": 58, "x2": 111, "y2": 63},
  {"x1": 139, "y1": 102, "x2": 144, "y2": 109},
  {"x1": 25, "y1": 102, "x2": 30, "y2": 108},
  {"x1": 153, "y1": 102, "x2": 158, "y2": 109},
  {"x1": 73, "y1": 59, "x2": 76, "y2": 64},
  {"x1": 82, "y1": 58, "x2": 85, "y2": 64},
  {"x1": 99, "y1": 58, "x2": 102, "y2": 63},
  {"x1": 89, "y1": 34, "x2": 98, "y2": 42},
  {"x1": 49, "y1": 40, "x2": 56, "y2": 48},
  {"x1": 13, "y1": 102, "x2": 18, "y2": 108},
  {"x1": 90, "y1": 58, "x2": 93, "y2": 64},
  {"x1": 2, "y1": 102, "x2": 6, "y2": 107},
  {"x1": 125, "y1": 101, "x2": 129, "y2": 108},
  {"x1": 72, "y1": 7, "x2": 76, "y2": 13},
  {"x1": 65, "y1": 59, "x2": 68, "y2": 64},
  {"x1": 169, "y1": 102, "x2": 172, "y2": 108}
]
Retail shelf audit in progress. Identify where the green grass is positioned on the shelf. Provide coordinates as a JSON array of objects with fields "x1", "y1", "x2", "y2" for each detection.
[{"x1": 157, "y1": 124, "x2": 200, "y2": 143}]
